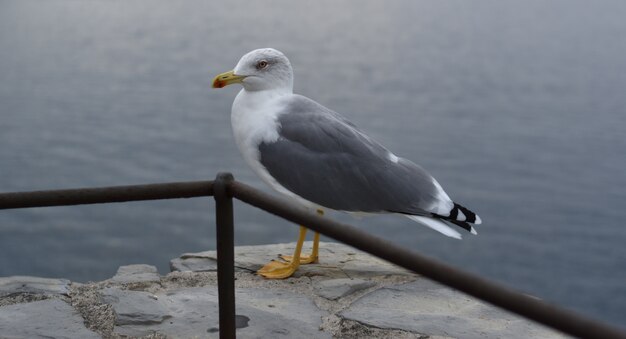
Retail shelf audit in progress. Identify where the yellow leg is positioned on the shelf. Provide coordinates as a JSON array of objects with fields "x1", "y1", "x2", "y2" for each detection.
[
  {"x1": 280, "y1": 210, "x2": 323, "y2": 264},
  {"x1": 257, "y1": 226, "x2": 307, "y2": 279}
]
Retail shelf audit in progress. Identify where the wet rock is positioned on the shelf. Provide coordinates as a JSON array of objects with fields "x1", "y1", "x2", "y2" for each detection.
[{"x1": 0, "y1": 299, "x2": 100, "y2": 338}]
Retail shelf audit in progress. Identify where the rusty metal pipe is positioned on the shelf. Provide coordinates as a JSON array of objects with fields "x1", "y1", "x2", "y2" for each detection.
[
  {"x1": 0, "y1": 181, "x2": 214, "y2": 209},
  {"x1": 214, "y1": 173, "x2": 236, "y2": 339}
]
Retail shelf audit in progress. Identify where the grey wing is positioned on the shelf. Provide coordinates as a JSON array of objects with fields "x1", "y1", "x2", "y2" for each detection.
[{"x1": 258, "y1": 96, "x2": 443, "y2": 215}]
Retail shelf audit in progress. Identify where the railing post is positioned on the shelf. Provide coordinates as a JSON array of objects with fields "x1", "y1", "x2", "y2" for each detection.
[{"x1": 213, "y1": 172, "x2": 236, "y2": 339}]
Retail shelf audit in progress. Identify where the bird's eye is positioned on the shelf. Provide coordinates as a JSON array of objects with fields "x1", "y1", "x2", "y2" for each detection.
[{"x1": 256, "y1": 60, "x2": 269, "y2": 70}]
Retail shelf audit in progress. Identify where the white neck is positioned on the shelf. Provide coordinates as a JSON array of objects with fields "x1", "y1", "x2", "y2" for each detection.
[
  {"x1": 241, "y1": 78, "x2": 294, "y2": 94},
  {"x1": 231, "y1": 88, "x2": 291, "y2": 161}
]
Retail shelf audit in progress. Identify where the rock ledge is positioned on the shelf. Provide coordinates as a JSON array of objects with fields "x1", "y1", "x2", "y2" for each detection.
[{"x1": 0, "y1": 242, "x2": 565, "y2": 338}]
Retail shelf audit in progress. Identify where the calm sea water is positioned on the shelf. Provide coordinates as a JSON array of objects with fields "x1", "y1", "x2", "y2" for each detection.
[{"x1": 1, "y1": 0, "x2": 625, "y2": 329}]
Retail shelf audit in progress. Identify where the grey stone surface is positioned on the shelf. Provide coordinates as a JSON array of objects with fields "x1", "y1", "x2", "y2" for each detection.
[
  {"x1": 314, "y1": 278, "x2": 375, "y2": 300},
  {"x1": 0, "y1": 242, "x2": 570, "y2": 338},
  {"x1": 114, "y1": 287, "x2": 329, "y2": 338},
  {"x1": 178, "y1": 241, "x2": 412, "y2": 278},
  {"x1": 340, "y1": 279, "x2": 567, "y2": 339},
  {"x1": 0, "y1": 299, "x2": 100, "y2": 338},
  {"x1": 0, "y1": 276, "x2": 70, "y2": 296},
  {"x1": 101, "y1": 287, "x2": 170, "y2": 326},
  {"x1": 109, "y1": 264, "x2": 160, "y2": 284},
  {"x1": 170, "y1": 255, "x2": 218, "y2": 272}
]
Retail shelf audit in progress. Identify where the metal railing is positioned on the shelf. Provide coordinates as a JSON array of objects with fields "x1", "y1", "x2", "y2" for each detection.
[{"x1": 0, "y1": 172, "x2": 624, "y2": 339}]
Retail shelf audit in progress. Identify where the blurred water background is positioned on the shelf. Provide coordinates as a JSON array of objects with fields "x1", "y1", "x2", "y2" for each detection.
[{"x1": 1, "y1": 0, "x2": 625, "y2": 329}]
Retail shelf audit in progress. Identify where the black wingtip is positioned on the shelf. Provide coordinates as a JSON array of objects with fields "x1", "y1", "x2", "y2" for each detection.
[{"x1": 454, "y1": 203, "x2": 477, "y2": 224}]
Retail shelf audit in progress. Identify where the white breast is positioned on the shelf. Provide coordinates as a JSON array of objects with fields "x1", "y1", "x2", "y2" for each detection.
[{"x1": 231, "y1": 89, "x2": 282, "y2": 163}]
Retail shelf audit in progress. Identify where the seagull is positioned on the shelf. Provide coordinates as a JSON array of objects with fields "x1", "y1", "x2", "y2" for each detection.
[{"x1": 212, "y1": 48, "x2": 481, "y2": 279}]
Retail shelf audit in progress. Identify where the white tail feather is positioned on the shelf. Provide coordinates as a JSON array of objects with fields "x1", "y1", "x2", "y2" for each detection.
[
  {"x1": 474, "y1": 215, "x2": 482, "y2": 225},
  {"x1": 406, "y1": 215, "x2": 462, "y2": 240}
]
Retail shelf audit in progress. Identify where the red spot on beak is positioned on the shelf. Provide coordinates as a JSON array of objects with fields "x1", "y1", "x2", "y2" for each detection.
[{"x1": 213, "y1": 79, "x2": 225, "y2": 88}]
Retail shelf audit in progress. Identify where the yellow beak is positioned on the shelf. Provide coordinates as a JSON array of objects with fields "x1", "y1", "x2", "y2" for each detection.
[{"x1": 212, "y1": 70, "x2": 246, "y2": 88}]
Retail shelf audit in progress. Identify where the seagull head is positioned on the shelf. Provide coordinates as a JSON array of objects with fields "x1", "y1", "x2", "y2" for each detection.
[{"x1": 212, "y1": 48, "x2": 293, "y2": 92}]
